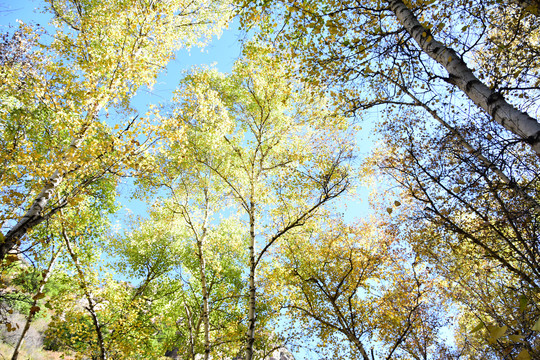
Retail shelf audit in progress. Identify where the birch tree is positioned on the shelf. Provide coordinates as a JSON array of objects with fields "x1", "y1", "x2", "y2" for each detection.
[
  {"x1": 240, "y1": 0, "x2": 540, "y2": 155},
  {"x1": 237, "y1": 1, "x2": 540, "y2": 356},
  {"x1": 165, "y1": 44, "x2": 353, "y2": 360},
  {"x1": 268, "y1": 217, "x2": 451, "y2": 359},
  {"x1": 123, "y1": 176, "x2": 248, "y2": 359},
  {"x1": 0, "y1": 0, "x2": 230, "y2": 260}
]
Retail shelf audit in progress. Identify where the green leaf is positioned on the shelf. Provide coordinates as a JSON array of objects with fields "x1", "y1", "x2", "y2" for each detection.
[{"x1": 519, "y1": 295, "x2": 528, "y2": 312}]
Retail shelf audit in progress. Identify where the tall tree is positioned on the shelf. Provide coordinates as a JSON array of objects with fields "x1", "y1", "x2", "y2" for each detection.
[
  {"x1": 0, "y1": 0, "x2": 230, "y2": 260},
  {"x1": 370, "y1": 104, "x2": 540, "y2": 358},
  {"x1": 115, "y1": 185, "x2": 248, "y2": 359},
  {"x1": 240, "y1": 0, "x2": 540, "y2": 154},
  {"x1": 238, "y1": 1, "x2": 540, "y2": 356},
  {"x1": 163, "y1": 44, "x2": 353, "y2": 360},
  {"x1": 270, "y1": 217, "x2": 450, "y2": 359}
]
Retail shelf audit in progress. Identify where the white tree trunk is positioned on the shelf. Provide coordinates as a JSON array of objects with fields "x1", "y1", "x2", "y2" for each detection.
[
  {"x1": 387, "y1": 0, "x2": 540, "y2": 155},
  {"x1": 197, "y1": 189, "x2": 211, "y2": 360},
  {"x1": 1, "y1": 104, "x2": 100, "y2": 261}
]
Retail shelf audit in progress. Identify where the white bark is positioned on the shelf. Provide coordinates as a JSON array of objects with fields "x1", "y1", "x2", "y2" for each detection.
[
  {"x1": 194, "y1": 189, "x2": 211, "y2": 360},
  {"x1": 1, "y1": 105, "x2": 100, "y2": 261},
  {"x1": 387, "y1": 0, "x2": 540, "y2": 155}
]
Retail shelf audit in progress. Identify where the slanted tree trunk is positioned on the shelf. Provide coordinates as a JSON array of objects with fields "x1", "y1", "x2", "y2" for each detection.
[
  {"x1": 1, "y1": 103, "x2": 101, "y2": 261},
  {"x1": 387, "y1": 0, "x2": 540, "y2": 155},
  {"x1": 62, "y1": 226, "x2": 107, "y2": 360},
  {"x1": 11, "y1": 245, "x2": 62, "y2": 360}
]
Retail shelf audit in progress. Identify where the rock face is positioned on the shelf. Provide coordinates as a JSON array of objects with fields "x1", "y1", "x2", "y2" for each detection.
[
  {"x1": 164, "y1": 348, "x2": 179, "y2": 359},
  {"x1": 164, "y1": 347, "x2": 295, "y2": 360},
  {"x1": 267, "y1": 347, "x2": 295, "y2": 360}
]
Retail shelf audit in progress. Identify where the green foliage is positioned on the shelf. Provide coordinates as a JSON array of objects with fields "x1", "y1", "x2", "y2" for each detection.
[{"x1": 4, "y1": 0, "x2": 540, "y2": 359}]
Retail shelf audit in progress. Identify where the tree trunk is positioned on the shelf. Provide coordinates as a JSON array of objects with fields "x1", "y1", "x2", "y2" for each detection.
[
  {"x1": 345, "y1": 332, "x2": 371, "y2": 360},
  {"x1": 1, "y1": 103, "x2": 101, "y2": 261},
  {"x1": 62, "y1": 227, "x2": 107, "y2": 360},
  {"x1": 245, "y1": 208, "x2": 256, "y2": 360},
  {"x1": 11, "y1": 246, "x2": 62, "y2": 360},
  {"x1": 387, "y1": 0, "x2": 540, "y2": 155},
  {"x1": 183, "y1": 302, "x2": 196, "y2": 360},
  {"x1": 197, "y1": 188, "x2": 211, "y2": 360}
]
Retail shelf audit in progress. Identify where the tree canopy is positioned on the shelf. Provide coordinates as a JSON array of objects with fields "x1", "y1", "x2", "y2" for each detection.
[{"x1": 1, "y1": 0, "x2": 540, "y2": 359}]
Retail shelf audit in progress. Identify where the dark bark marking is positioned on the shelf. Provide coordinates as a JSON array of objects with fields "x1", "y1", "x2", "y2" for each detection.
[
  {"x1": 465, "y1": 79, "x2": 481, "y2": 92},
  {"x1": 487, "y1": 92, "x2": 503, "y2": 105},
  {"x1": 526, "y1": 131, "x2": 540, "y2": 145},
  {"x1": 411, "y1": 24, "x2": 424, "y2": 34},
  {"x1": 491, "y1": 104, "x2": 501, "y2": 119}
]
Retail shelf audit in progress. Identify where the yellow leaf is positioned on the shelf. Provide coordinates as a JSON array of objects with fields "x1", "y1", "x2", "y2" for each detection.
[
  {"x1": 29, "y1": 306, "x2": 40, "y2": 315},
  {"x1": 487, "y1": 325, "x2": 507, "y2": 343},
  {"x1": 508, "y1": 334, "x2": 524, "y2": 342},
  {"x1": 532, "y1": 318, "x2": 540, "y2": 331},
  {"x1": 5, "y1": 254, "x2": 19, "y2": 266},
  {"x1": 516, "y1": 349, "x2": 531, "y2": 360},
  {"x1": 519, "y1": 295, "x2": 528, "y2": 311},
  {"x1": 470, "y1": 322, "x2": 484, "y2": 333},
  {"x1": 33, "y1": 292, "x2": 46, "y2": 300}
]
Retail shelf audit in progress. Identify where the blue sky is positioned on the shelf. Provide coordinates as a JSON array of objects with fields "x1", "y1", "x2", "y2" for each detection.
[
  {"x1": 0, "y1": 0, "x2": 378, "y2": 221},
  {"x1": 0, "y1": 1, "x2": 383, "y2": 358},
  {"x1": 0, "y1": 0, "x2": 246, "y2": 216}
]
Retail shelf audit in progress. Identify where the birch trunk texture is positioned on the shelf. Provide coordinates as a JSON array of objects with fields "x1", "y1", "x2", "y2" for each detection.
[
  {"x1": 1, "y1": 105, "x2": 100, "y2": 261},
  {"x1": 387, "y1": 0, "x2": 540, "y2": 155},
  {"x1": 197, "y1": 189, "x2": 211, "y2": 360}
]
